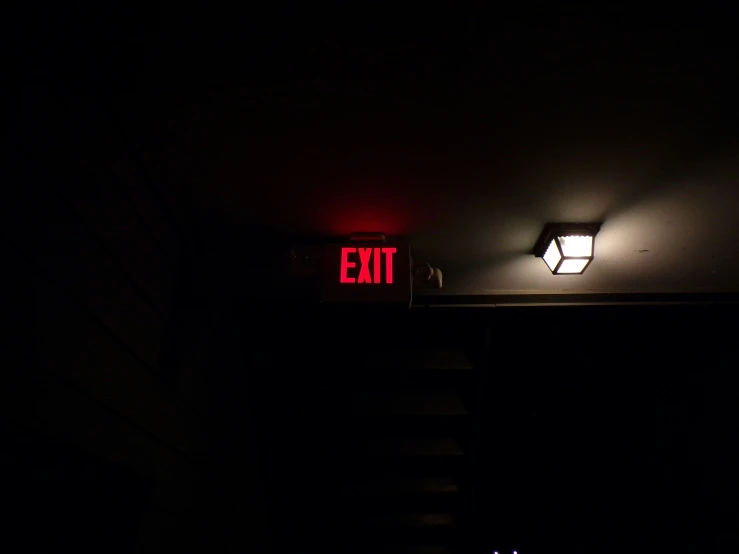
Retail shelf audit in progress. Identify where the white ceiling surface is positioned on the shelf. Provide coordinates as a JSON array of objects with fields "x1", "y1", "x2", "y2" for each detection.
[
  {"x1": 413, "y1": 151, "x2": 739, "y2": 295},
  {"x1": 155, "y1": 88, "x2": 739, "y2": 296}
]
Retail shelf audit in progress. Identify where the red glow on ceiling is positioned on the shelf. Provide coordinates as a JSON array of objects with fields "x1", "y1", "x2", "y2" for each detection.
[{"x1": 203, "y1": 170, "x2": 456, "y2": 236}]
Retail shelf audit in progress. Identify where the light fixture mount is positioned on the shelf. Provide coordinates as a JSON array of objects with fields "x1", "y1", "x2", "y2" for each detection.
[{"x1": 532, "y1": 222, "x2": 602, "y2": 275}]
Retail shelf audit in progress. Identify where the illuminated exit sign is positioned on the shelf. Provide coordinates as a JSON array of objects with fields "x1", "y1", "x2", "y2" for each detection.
[
  {"x1": 322, "y1": 242, "x2": 411, "y2": 305},
  {"x1": 340, "y1": 247, "x2": 396, "y2": 284}
]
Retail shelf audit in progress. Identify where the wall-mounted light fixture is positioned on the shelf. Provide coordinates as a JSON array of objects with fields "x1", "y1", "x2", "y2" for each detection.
[{"x1": 533, "y1": 222, "x2": 602, "y2": 275}]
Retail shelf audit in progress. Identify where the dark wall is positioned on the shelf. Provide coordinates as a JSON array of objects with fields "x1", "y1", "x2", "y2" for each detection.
[
  {"x1": 479, "y1": 305, "x2": 738, "y2": 554},
  {"x1": 6, "y1": 82, "x2": 209, "y2": 552}
]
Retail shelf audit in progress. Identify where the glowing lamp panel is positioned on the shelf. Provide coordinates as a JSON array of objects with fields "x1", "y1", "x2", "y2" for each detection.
[
  {"x1": 558, "y1": 235, "x2": 592, "y2": 257},
  {"x1": 542, "y1": 240, "x2": 561, "y2": 272},
  {"x1": 557, "y1": 258, "x2": 589, "y2": 274}
]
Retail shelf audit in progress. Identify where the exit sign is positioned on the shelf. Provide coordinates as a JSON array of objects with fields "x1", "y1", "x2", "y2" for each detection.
[{"x1": 322, "y1": 242, "x2": 411, "y2": 305}]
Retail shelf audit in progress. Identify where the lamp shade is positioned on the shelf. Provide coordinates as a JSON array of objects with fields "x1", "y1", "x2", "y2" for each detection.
[{"x1": 533, "y1": 223, "x2": 601, "y2": 275}]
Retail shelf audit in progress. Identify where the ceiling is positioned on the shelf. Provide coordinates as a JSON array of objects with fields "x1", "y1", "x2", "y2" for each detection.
[{"x1": 16, "y1": 6, "x2": 739, "y2": 295}]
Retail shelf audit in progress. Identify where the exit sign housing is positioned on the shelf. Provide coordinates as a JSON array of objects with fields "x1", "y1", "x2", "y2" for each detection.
[{"x1": 322, "y1": 242, "x2": 412, "y2": 305}]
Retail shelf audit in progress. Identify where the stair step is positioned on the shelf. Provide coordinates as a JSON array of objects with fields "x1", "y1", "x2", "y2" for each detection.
[
  {"x1": 368, "y1": 544, "x2": 454, "y2": 554},
  {"x1": 352, "y1": 390, "x2": 468, "y2": 415},
  {"x1": 345, "y1": 368, "x2": 476, "y2": 391},
  {"x1": 351, "y1": 415, "x2": 473, "y2": 440},
  {"x1": 345, "y1": 477, "x2": 459, "y2": 495},
  {"x1": 342, "y1": 494, "x2": 462, "y2": 515},
  {"x1": 362, "y1": 346, "x2": 473, "y2": 370},
  {"x1": 348, "y1": 513, "x2": 459, "y2": 546},
  {"x1": 363, "y1": 513, "x2": 455, "y2": 528},
  {"x1": 366, "y1": 437, "x2": 463, "y2": 457},
  {"x1": 341, "y1": 477, "x2": 462, "y2": 513}
]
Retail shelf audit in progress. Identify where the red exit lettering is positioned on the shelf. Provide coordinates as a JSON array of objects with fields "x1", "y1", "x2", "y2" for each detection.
[{"x1": 340, "y1": 247, "x2": 396, "y2": 284}]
